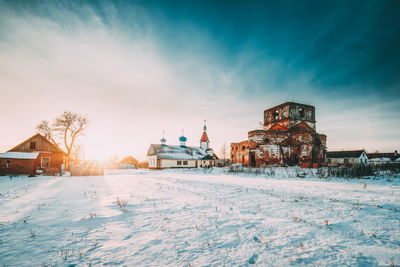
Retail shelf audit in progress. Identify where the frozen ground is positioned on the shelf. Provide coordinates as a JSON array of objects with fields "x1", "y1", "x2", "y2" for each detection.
[{"x1": 0, "y1": 169, "x2": 399, "y2": 266}]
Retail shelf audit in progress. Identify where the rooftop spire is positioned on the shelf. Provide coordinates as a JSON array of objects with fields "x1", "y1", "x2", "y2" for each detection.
[
  {"x1": 179, "y1": 128, "x2": 187, "y2": 148},
  {"x1": 160, "y1": 130, "x2": 166, "y2": 146},
  {"x1": 200, "y1": 120, "x2": 210, "y2": 150}
]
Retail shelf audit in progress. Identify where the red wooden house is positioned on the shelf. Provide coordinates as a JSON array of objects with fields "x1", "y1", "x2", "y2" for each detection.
[{"x1": 0, "y1": 133, "x2": 66, "y2": 176}]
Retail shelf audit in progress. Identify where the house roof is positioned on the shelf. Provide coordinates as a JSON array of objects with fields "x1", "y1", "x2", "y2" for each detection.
[
  {"x1": 200, "y1": 132, "x2": 209, "y2": 142},
  {"x1": 147, "y1": 144, "x2": 210, "y2": 160},
  {"x1": 367, "y1": 153, "x2": 399, "y2": 161},
  {"x1": 327, "y1": 150, "x2": 365, "y2": 158},
  {"x1": 202, "y1": 154, "x2": 214, "y2": 160},
  {"x1": 8, "y1": 133, "x2": 67, "y2": 155},
  {"x1": 0, "y1": 152, "x2": 40, "y2": 159}
]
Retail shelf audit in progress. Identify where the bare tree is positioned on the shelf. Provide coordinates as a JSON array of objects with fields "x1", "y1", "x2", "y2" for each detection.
[
  {"x1": 36, "y1": 111, "x2": 88, "y2": 169},
  {"x1": 71, "y1": 142, "x2": 84, "y2": 165},
  {"x1": 36, "y1": 120, "x2": 58, "y2": 146},
  {"x1": 220, "y1": 142, "x2": 228, "y2": 161}
]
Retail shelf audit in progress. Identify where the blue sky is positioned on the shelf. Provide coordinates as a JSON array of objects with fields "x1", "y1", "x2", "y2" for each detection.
[{"x1": 0, "y1": 0, "x2": 399, "y2": 160}]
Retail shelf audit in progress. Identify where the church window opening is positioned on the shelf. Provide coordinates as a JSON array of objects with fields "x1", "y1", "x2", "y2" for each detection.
[
  {"x1": 274, "y1": 110, "x2": 279, "y2": 120},
  {"x1": 299, "y1": 107, "x2": 305, "y2": 118}
]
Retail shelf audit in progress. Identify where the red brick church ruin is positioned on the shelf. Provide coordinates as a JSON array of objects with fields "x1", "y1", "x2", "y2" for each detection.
[{"x1": 231, "y1": 102, "x2": 327, "y2": 167}]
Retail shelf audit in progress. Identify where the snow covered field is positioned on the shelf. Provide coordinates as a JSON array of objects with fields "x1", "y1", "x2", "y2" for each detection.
[{"x1": 0, "y1": 169, "x2": 399, "y2": 266}]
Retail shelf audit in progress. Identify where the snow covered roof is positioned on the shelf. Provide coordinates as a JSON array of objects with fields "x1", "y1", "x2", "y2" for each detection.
[
  {"x1": 147, "y1": 144, "x2": 210, "y2": 160},
  {"x1": 367, "y1": 152, "x2": 398, "y2": 161},
  {"x1": 0, "y1": 152, "x2": 40, "y2": 159},
  {"x1": 369, "y1": 157, "x2": 392, "y2": 162}
]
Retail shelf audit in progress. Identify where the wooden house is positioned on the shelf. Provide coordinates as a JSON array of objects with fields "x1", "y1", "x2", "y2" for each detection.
[
  {"x1": 326, "y1": 150, "x2": 368, "y2": 166},
  {"x1": 0, "y1": 133, "x2": 67, "y2": 175}
]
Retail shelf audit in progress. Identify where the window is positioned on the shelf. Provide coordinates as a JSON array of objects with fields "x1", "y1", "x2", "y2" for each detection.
[
  {"x1": 6, "y1": 160, "x2": 10, "y2": 168},
  {"x1": 30, "y1": 141, "x2": 36, "y2": 149},
  {"x1": 242, "y1": 146, "x2": 246, "y2": 150},
  {"x1": 177, "y1": 161, "x2": 182, "y2": 165},
  {"x1": 344, "y1": 158, "x2": 348, "y2": 164},
  {"x1": 327, "y1": 159, "x2": 331, "y2": 164},
  {"x1": 274, "y1": 110, "x2": 279, "y2": 120},
  {"x1": 41, "y1": 157, "x2": 50, "y2": 168},
  {"x1": 183, "y1": 161, "x2": 188, "y2": 165},
  {"x1": 299, "y1": 108, "x2": 305, "y2": 118}
]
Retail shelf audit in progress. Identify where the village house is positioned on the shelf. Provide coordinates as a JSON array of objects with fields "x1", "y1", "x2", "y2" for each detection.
[
  {"x1": 367, "y1": 151, "x2": 399, "y2": 164},
  {"x1": 147, "y1": 122, "x2": 217, "y2": 169},
  {"x1": 0, "y1": 133, "x2": 67, "y2": 175},
  {"x1": 231, "y1": 102, "x2": 327, "y2": 167},
  {"x1": 326, "y1": 150, "x2": 368, "y2": 166}
]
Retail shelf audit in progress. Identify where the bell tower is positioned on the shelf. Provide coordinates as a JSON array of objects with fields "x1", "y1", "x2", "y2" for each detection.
[{"x1": 200, "y1": 120, "x2": 210, "y2": 151}]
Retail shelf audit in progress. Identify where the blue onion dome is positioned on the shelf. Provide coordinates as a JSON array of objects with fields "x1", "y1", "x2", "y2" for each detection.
[
  {"x1": 179, "y1": 135, "x2": 187, "y2": 142},
  {"x1": 160, "y1": 137, "x2": 166, "y2": 143}
]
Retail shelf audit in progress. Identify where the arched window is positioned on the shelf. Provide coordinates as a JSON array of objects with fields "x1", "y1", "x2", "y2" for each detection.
[
  {"x1": 299, "y1": 107, "x2": 305, "y2": 118},
  {"x1": 274, "y1": 110, "x2": 279, "y2": 120}
]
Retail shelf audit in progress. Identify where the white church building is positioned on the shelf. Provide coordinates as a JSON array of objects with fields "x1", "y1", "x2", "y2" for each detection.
[{"x1": 147, "y1": 122, "x2": 217, "y2": 169}]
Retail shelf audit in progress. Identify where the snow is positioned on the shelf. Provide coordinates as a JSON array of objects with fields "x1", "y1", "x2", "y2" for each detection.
[
  {"x1": 150, "y1": 144, "x2": 208, "y2": 160},
  {"x1": 369, "y1": 157, "x2": 392, "y2": 162},
  {"x1": 0, "y1": 152, "x2": 39, "y2": 159},
  {"x1": 0, "y1": 169, "x2": 399, "y2": 266}
]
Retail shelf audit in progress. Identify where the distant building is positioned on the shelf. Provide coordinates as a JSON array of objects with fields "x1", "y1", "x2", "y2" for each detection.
[
  {"x1": 231, "y1": 102, "x2": 327, "y2": 167},
  {"x1": 367, "y1": 151, "x2": 399, "y2": 164},
  {"x1": 326, "y1": 150, "x2": 368, "y2": 166},
  {"x1": 231, "y1": 140, "x2": 249, "y2": 164},
  {"x1": 0, "y1": 133, "x2": 66, "y2": 175},
  {"x1": 147, "y1": 122, "x2": 217, "y2": 169}
]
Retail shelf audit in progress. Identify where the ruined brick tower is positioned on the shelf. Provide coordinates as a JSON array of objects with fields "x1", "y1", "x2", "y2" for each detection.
[{"x1": 231, "y1": 102, "x2": 327, "y2": 167}]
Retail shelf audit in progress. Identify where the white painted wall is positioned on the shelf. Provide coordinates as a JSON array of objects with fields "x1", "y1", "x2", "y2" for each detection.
[
  {"x1": 148, "y1": 155, "x2": 158, "y2": 168},
  {"x1": 198, "y1": 160, "x2": 215, "y2": 167},
  {"x1": 200, "y1": 142, "x2": 209, "y2": 151},
  {"x1": 359, "y1": 152, "x2": 368, "y2": 164},
  {"x1": 327, "y1": 155, "x2": 368, "y2": 166},
  {"x1": 160, "y1": 159, "x2": 197, "y2": 168}
]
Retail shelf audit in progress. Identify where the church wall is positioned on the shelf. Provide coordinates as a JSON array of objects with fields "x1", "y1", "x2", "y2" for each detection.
[{"x1": 231, "y1": 102, "x2": 327, "y2": 167}]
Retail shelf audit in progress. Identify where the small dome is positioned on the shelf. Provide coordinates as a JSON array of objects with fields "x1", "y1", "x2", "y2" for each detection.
[
  {"x1": 160, "y1": 137, "x2": 166, "y2": 143},
  {"x1": 179, "y1": 136, "x2": 187, "y2": 142}
]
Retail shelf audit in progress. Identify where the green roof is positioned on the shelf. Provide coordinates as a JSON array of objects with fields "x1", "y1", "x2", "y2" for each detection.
[{"x1": 201, "y1": 154, "x2": 214, "y2": 160}]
